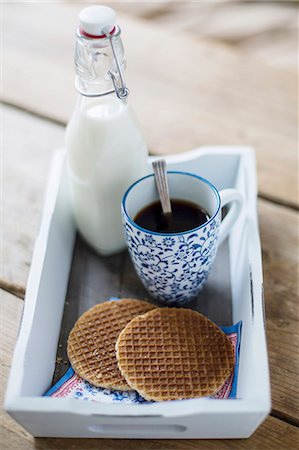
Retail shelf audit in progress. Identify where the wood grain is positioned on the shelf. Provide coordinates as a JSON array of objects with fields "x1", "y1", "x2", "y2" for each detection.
[
  {"x1": 114, "y1": 1, "x2": 299, "y2": 71},
  {"x1": 2, "y1": 3, "x2": 298, "y2": 206},
  {"x1": 1, "y1": 105, "x2": 64, "y2": 291},
  {"x1": 0, "y1": 290, "x2": 32, "y2": 446},
  {"x1": 1, "y1": 288, "x2": 298, "y2": 449},
  {"x1": 259, "y1": 199, "x2": 299, "y2": 424},
  {"x1": 238, "y1": 24, "x2": 298, "y2": 71}
]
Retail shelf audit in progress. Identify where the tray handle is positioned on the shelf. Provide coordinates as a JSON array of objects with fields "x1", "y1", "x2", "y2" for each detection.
[
  {"x1": 218, "y1": 189, "x2": 244, "y2": 246},
  {"x1": 87, "y1": 423, "x2": 186, "y2": 436}
]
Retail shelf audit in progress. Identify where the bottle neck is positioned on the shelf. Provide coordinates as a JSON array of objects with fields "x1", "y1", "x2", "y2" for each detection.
[
  {"x1": 76, "y1": 91, "x2": 129, "y2": 112},
  {"x1": 74, "y1": 26, "x2": 128, "y2": 100}
]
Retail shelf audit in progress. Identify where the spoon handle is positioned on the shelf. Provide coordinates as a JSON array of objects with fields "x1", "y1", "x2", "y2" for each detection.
[{"x1": 152, "y1": 159, "x2": 172, "y2": 215}]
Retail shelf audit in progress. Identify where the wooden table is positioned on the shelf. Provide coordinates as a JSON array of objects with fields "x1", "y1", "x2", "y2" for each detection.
[{"x1": 1, "y1": 3, "x2": 298, "y2": 449}]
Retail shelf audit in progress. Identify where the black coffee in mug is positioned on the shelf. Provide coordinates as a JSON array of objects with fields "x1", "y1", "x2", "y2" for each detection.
[{"x1": 134, "y1": 199, "x2": 210, "y2": 233}]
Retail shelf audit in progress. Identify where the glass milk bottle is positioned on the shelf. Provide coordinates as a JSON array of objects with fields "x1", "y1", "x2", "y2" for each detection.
[{"x1": 66, "y1": 6, "x2": 148, "y2": 255}]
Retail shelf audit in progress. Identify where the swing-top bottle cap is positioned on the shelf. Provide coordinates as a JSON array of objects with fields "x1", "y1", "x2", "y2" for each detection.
[{"x1": 79, "y1": 5, "x2": 116, "y2": 37}]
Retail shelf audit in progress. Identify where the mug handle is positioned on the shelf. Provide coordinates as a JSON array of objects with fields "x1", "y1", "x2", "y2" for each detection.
[{"x1": 218, "y1": 189, "x2": 244, "y2": 246}]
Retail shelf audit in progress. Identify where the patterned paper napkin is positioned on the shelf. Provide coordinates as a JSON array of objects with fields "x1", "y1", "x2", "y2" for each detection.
[{"x1": 44, "y1": 321, "x2": 242, "y2": 403}]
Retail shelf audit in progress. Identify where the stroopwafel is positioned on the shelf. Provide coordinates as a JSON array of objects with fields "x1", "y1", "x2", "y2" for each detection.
[
  {"x1": 116, "y1": 307, "x2": 235, "y2": 401},
  {"x1": 67, "y1": 298, "x2": 156, "y2": 390}
]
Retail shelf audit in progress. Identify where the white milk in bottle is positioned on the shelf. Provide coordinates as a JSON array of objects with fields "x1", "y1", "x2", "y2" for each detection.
[{"x1": 66, "y1": 6, "x2": 148, "y2": 255}]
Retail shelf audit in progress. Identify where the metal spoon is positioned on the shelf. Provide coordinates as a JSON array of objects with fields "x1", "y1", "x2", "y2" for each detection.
[{"x1": 152, "y1": 159, "x2": 172, "y2": 215}]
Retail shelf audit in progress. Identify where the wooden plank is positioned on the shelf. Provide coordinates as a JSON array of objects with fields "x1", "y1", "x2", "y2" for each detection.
[
  {"x1": 142, "y1": 1, "x2": 298, "y2": 71},
  {"x1": 136, "y1": 1, "x2": 297, "y2": 42},
  {"x1": 1, "y1": 105, "x2": 64, "y2": 292},
  {"x1": 2, "y1": 3, "x2": 298, "y2": 206},
  {"x1": 124, "y1": 1, "x2": 219, "y2": 29},
  {"x1": 1, "y1": 291, "x2": 298, "y2": 448},
  {"x1": 259, "y1": 199, "x2": 299, "y2": 424},
  {"x1": 184, "y1": 2, "x2": 296, "y2": 42},
  {"x1": 0, "y1": 290, "x2": 33, "y2": 446},
  {"x1": 238, "y1": 25, "x2": 298, "y2": 71}
]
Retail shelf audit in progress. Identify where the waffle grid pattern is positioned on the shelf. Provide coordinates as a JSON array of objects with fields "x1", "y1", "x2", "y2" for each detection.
[
  {"x1": 116, "y1": 308, "x2": 235, "y2": 401},
  {"x1": 67, "y1": 299, "x2": 155, "y2": 390}
]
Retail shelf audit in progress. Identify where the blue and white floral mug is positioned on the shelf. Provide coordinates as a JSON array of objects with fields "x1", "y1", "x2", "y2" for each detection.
[{"x1": 122, "y1": 171, "x2": 243, "y2": 305}]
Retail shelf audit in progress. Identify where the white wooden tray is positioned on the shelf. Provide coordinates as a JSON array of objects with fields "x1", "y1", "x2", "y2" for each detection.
[{"x1": 5, "y1": 146, "x2": 271, "y2": 439}]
